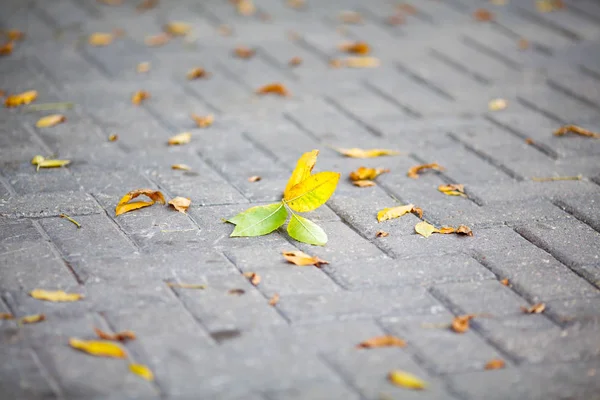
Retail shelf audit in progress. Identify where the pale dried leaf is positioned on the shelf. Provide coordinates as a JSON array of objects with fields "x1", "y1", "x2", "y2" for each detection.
[
  {"x1": 339, "y1": 41, "x2": 370, "y2": 55},
  {"x1": 377, "y1": 204, "x2": 419, "y2": 222},
  {"x1": 168, "y1": 132, "x2": 192, "y2": 146},
  {"x1": 339, "y1": 11, "x2": 363, "y2": 24},
  {"x1": 349, "y1": 166, "x2": 389, "y2": 181},
  {"x1": 171, "y1": 164, "x2": 191, "y2": 171},
  {"x1": 236, "y1": 0, "x2": 255, "y2": 15},
  {"x1": 191, "y1": 113, "x2": 214, "y2": 128},
  {"x1": 407, "y1": 163, "x2": 445, "y2": 179},
  {"x1": 88, "y1": 32, "x2": 113, "y2": 46},
  {"x1": 243, "y1": 272, "x2": 261, "y2": 286},
  {"x1": 415, "y1": 221, "x2": 436, "y2": 238},
  {"x1": 136, "y1": 62, "x2": 150, "y2": 73},
  {"x1": 283, "y1": 250, "x2": 329, "y2": 267},
  {"x1": 268, "y1": 293, "x2": 280, "y2": 306},
  {"x1": 488, "y1": 98, "x2": 507, "y2": 111},
  {"x1": 168, "y1": 196, "x2": 191, "y2": 213},
  {"x1": 357, "y1": 335, "x2": 406, "y2": 348},
  {"x1": 521, "y1": 303, "x2": 545, "y2": 314},
  {"x1": 248, "y1": 175, "x2": 261, "y2": 182},
  {"x1": 352, "y1": 180, "x2": 376, "y2": 187}
]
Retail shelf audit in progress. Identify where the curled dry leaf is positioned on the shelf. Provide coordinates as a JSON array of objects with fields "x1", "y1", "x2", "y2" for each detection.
[
  {"x1": 0, "y1": 41, "x2": 14, "y2": 56},
  {"x1": 172, "y1": 164, "x2": 191, "y2": 171},
  {"x1": 485, "y1": 359, "x2": 506, "y2": 370},
  {"x1": 488, "y1": 98, "x2": 507, "y2": 111},
  {"x1": 228, "y1": 288, "x2": 246, "y2": 296},
  {"x1": 438, "y1": 184, "x2": 466, "y2": 197},
  {"x1": 243, "y1": 272, "x2": 261, "y2": 286},
  {"x1": 451, "y1": 314, "x2": 475, "y2": 333},
  {"x1": 115, "y1": 189, "x2": 165, "y2": 216},
  {"x1": 407, "y1": 163, "x2": 445, "y2": 179},
  {"x1": 0, "y1": 313, "x2": 14, "y2": 320},
  {"x1": 356, "y1": 335, "x2": 406, "y2": 349},
  {"x1": 164, "y1": 21, "x2": 191, "y2": 36},
  {"x1": 335, "y1": 148, "x2": 399, "y2": 158},
  {"x1": 288, "y1": 56, "x2": 302, "y2": 67},
  {"x1": 69, "y1": 338, "x2": 126, "y2": 358},
  {"x1": 88, "y1": 32, "x2": 113, "y2": 46},
  {"x1": 168, "y1": 132, "x2": 192, "y2": 146},
  {"x1": 330, "y1": 56, "x2": 380, "y2": 68},
  {"x1": 268, "y1": 293, "x2": 280, "y2": 306},
  {"x1": 554, "y1": 125, "x2": 600, "y2": 139},
  {"x1": 168, "y1": 197, "x2": 191, "y2": 213},
  {"x1": 236, "y1": 0, "x2": 255, "y2": 15},
  {"x1": 388, "y1": 370, "x2": 427, "y2": 390},
  {"x1": 248, "y1": 175, "x2": 261, "y2": 182},
  {"x1": 36, "y1": 114, "x2": 66, "y2": 128},
  {"x1": 256, "y1": 83, "x2": 289, "y2": 96},
  {"x1": 19, "y1": 314, "x2": 46, "y2": 325},
  {"x1": 377, "y1": 204, "x2": 422, "y2": 222},
  {"x1": 131, "y1": 90, "x2": 150, "y2": 105},
  {"x1": 349, "y1": 166, "x2": 389, "y2": 181},
  {"x1": 5, "y1": 90, "x2": 37, "y2": 107},
  {"x1": 94, "y1": 327, "x2": 136, "y2": 342},
  {"x1": 521, "y1": 303, "x2": 546, "y2": 314},
  {"x1": 130, "y1": 364, "x2": 154, "y2": 381},
  {"x1": 108, "y1": 134, "x2": 118, "y2": 142},
  {"x1": 283, "y1": 250, "x2": 329, "y2": 267},
  {"x1": 376, "y1": 230, "x2": 389, "y2": 238},
  {"x1": 473, "y1": 8, "x2": 494, "y2": 21},
  {"x1": 234, "y1": 46, "x2": 255, "y2": 59},
  {"x1": 187, "y1": 67, "x2": 208, "y2": 80},
  {"x1": 136, "y1": 62, "x2": 150, "y2": 73},
  {"x1": 339, "y1": 10, "x2": 363, "y2": 24},
  {"x1": 191, "y1": 113, "x2": 214, "y2": 128},
  {"x1": 145, "y1": 33, "x2": 171, "y2": 47},
  {"x1": 339, "y1": 41, "x2": 370, "y2": 55},
  {"x1": 353, "y1": 180, "x2": 376, "y2": 187}
]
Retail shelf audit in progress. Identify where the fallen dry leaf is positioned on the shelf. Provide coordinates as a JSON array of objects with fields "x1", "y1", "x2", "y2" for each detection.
[
  {"x1": 131, "y1": 90, "x2": 150, "y2": 105},
  {"x1": 518, "y1": 38, "x2": 529, "y2": 50},
  {"x1": 69, "y1": 338, "x2": 126, "y2": 358},
  {"x1": 243, "y1": 272, "x2": 261, "y2": 286},
  {"x1": 473, "y1": 8, "x2": 494, "y2": 21},
  {"x1": 438, "y1": 184, "x2": 466, "y2": 197},
  {"x1": 115, "y1": 189, "x2": 166, "y2": 216},
  {"x1": 191, "y1": 113, "x2": 214, "y2": 128},
  {"x1": 248, "y1": 175, "x2": 261, "y2": 182},
  {"x1": 256, "y1": 83, "x2": 289, "y2": 96},
  {"x1": 353, "y1": 180, "x2": 376, "y2": 187},
  {"x1": 376, "y1": 230, "x2": 389, "y2": 238},
  {"x1": 168, "y1": 132, "x2": 192, "y2": 146},
  {"x1": 554, "y1": 125, "x2": 600, "y2": 139},
  {"x1": 172, "y1": 164, "x2": 191, "y2": 171},
  {"x1": 94, "y1": 327, "x2": 136, "y2": 342},
  {"x1": 407, "y1": 163, "x2": 445, "y2": 179},
  {"x1": 0, "y1": 41, "x2": 14, "y2": 56},
  {"x1": 19, "y1": 314, "x2": 46, "y2": 325},
  {"x1": 377, "y1": 204, "x2": 421, "y2": 222},
  {"x1": 335, "y1": 148, "x2": 399, "y2": 158},
  {"x1": 414, "y1": 221, "x2": 436, "y2": 238},
  {"x1": 330, "y1": 56, "x2": 380, "y2": 68},
  {"x1": 0, "y1": 90, "x2": 5, "y2": 97},
  {"x1": 234, "y1": 46, "x2": 255, "y2": 59},
  {"x1": 129, "y1": 364, "x2": 154, "y2": 381},
  {"x1": 388, "y1": 370, "x2": 427, "y2": 390},
  {"x1": 283, "y1": 250, "x2": 329, "y2": 267},
  {"x1": 536, "y1": 0, "x2": 564, "y2": 13},
  {"x1": 59, "y1": 213, "x2": 81, "y2": 228},
  {"x1": 397, "y1": 3, "x2": 417, "y2": 14},
  {"x1": 0, "y1": 313, "x2": 14, "y2": 320},
  {"x1": 268, "y1": 293, "x2": 280, "y2": 306},
  {"x1": 108, "y1": 134, "x2": 118, "y2": 142},
  {"x1": 521, "y1": 303, "x2": 545, "y2": 314},
  {"x1": 339, "y1": 41, "x2": 370, "y2": 55},
  {"x1": 5, "y1": 90, "x2": 37, "y2": 107},
  {"x1": 531, "y1": 175, "x2": 582, "y2": 182},
  {"x1": 136, "y1": 0, "x2": 158, "y2": 11},
  {"x1": 339, "y1": 10, "x2": 363, "y2": 24},
  {"x1": 485, "y1": 359, "x2": 506, "y2": 370},
  {"x1": 287, "y1": 0, "x2": 305, "y2": 9},
  {"x1": 7, "y1": 30, "x2": 25, "y2": 41},
  {"x1": 436, "y1": 225, "x2": 473, "y2": 236},
  {"x1": 451, "y1": 314, "x2": 475, "y2": 333},
  {"x1": 136, "y1": 62, "x2": 150, "y2": 73},
  {"x1": 168, "y1": 197, "x2": 191, "y2": 213},
  {"x1": 187, "y1": 67, "x2": 209, "y2": 80},
  {"x1": 236, "y1": 0, "x2": 255, "y2": 15},
  {"x1": 145, "y1": 33, "x2": 171, "y2": 47},
  {"x1": 356, "y1": 335, "x2": 406, "y2": 349},
  {"x1": 31, "y1": 155, "x2": 45, "y2": 165},
  {"x1": 88, "y1": 32, "x2": 113, "y2": 46},
  {"x1": 164, "y1": 21, "x2": 191, "y2": 36},
  {"x1": 228, "y1": 288, "x2": 246, "y2": 295},
  {"x1": 35, "y1": 159, "x2": 71, "y2": 171},
  {"x1": 525, "y1": 138, "x2": 535, "y2": 145},
  {"x1": 167, "y1": 282, "x2": 206, "y2": 289},
  {"x1": 488, "y1": 98, "x2": 507, "y2": 111},
  {"x1": 500, "y1": 278, "x2": 510, "y2": 286},
  {"x1": 349, "y1": 166, "x2": 389, "y2": 181},
  {"x1": 288, "y1": 56, "x2": 302, "y2": 67},
  {"x1": 36, "y1": 114, "x2": 66, "y2": 128}
]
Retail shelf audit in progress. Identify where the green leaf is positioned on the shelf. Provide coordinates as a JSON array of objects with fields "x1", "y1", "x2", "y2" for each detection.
[
  {"x1": 287, "y1": 214, "x2": 327, "y2": 245},
  {"x1": 228, "y1": 203, "x2": 288, "y2": 237},
  {"x1": 283, "y1": 171, "x2": 340, "y2": 212}
]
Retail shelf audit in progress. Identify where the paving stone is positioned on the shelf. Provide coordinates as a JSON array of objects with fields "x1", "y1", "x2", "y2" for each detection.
[
  {"x1": 0, "y1": 345, "x2": 59, "y2": 400},
  {"x1": 264, "y1": 380, "x2": 362, "y2": 400},
  {"x1": 555, "y1": 191, "x2": 600, "y2": 233},
  {"x1": 248, "y1": 266, "x2": 342, "y2": 297},
  {"x1": 0, "y1": 191, "x2": 102, "y2": 218},
  {"x1": 545, "y1": 296, "x2": 600, "y2": 327}
]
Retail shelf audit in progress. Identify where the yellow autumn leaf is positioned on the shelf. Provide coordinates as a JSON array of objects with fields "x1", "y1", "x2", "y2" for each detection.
[
  {"x1": 131, "y1": 90, "x2": 150, "y2": 105},
  {"x1": 284, "y1": 149, "x2": 319, "y2": 197},
  {"x1": 438, "y1": 184, "x2": 466, "y2": 197},
  {"x1": 191, "y1": 114, "x2": 214, "y2": 128},
  {"x1": 115, "y1": 189, "x2": 165, "y2": 216},
  {"x1": 554, "y1": 125, "x2": 600, "y2": 139},
  {"x1": 349, "y1": 166, "x2": 389, "y2": 181},
  {"x1": 256, "y1": 83, "x2": 289, "y2": 96},
  {"x1": 339, "y1": 41, "x2": 370, "y2": 55},
  {"x1": 168, "y1": 197, "x2": 191, "y2": 213},
  {"x1": 488, "y1": 98, "x2": 507, "y2": 111},
  {"x1": 353, "y1": 180, "x2": 376, "y2": 187},
  {"x1": 168, "y1": 132, "x2": 191, "y2": 146},
  {"x1": 5, "y1": 90, "x2": 37, "y2": 107},
  {"x1": 186, "y1": 67, "x2": 208, "y2": 80},
  {"x1": 415, "y1": 221, "x2": 436, "y2": 238},
  {"x1": 282, "y1": 251, "x2": 329, "y2": 267},
  {"x1": 171, "y1": 164, "x2": 191, "y2": 171},
  {"x1": 388, "y1": 370, "x2": 427, "y2": 390},
  {"x1": 36, "y1": 114, "x2": 66, "y2": 128},
  {"x1": 335, "y1": 57, "x2": 380, "y2": 68},
  {"x1": 69, "y1": 338, "x2": 127, "y2": 358},
  {"x1": 129, "y1": 364, "x2": 154, "y2": 381},
  {"x1": 115, "y1": 201, "x2": 154, "y2": 216},
  {"x1": 136, "y1": 62, "x2": 150, "y2": 73},
  {"x1": 164, "y1": 21, "x2": 191, "y2": 36},
  {"x1": 145, "y1": 33, "x2": 171, "y2": 47},
  {"x1": 36, "y1": 159, "x2": 70, "y2": 171},
  {"x1": 284, "y1": 171, "x2": 340, "y2": 212},
  {"x1": 407, "y1": 163, "x2": 445, "y2": 179},
  {"x1": 236, "y1": 0, "x2": 255, "y2": 15},
  {"x1": 19, "y1": 314, "x2": 46, "y2": 325},
  {"x1": 88, "y1": 32, "x2": 113, "y2": 46},
  {"x1": 31, "y1": 155, "x2": 45, "y2": 165},
  {"x1": 377, "y1": 204, "x2": 419, "y2": 222},
  {"x1": 335, "y1": 148, "x2": 399, "y2": 158},
  {"x1": 30, "y1": 289, "x2": 84, "y2": 302}
]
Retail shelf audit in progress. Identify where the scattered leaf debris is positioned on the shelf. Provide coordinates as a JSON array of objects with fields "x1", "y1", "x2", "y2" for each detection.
[
  {"x1": 36, "y1": 114, "x2": 66, "y2": 128},
  {"x1": 164, "y1": 21, "x2": 191, "y2": 36},
  {"x1": 438, "y1": 184, "x2": 466, "y2": 197},
  {"x1": 407, "y1": 163, "x2": 445, "y2": 179},
  {"x1": 234, "y1": 46, "x2": 255, "y2": 59},
  {"x1": 388, "y1": 370, "x2": 427, "y2": 390},
  {"x1": 136, "y1": 62, "x2": 151, "y2": 73},
  {"x1": 228, "y1": 288, "x2": 246, "y2": 295},
  {"x1": 5, "y1": 90, "x2": 37, "y2": 107},
  {"x1": 500, "y1": 278, "x2": 510, "y2": 286},
  {"x1": 0, "y1": 41, "x2": 14, "y2": 56},
  {"x1": 287, "y1": 0, "x2": 305, "y2": 9},
  {"x1": 248, "y1": 175, "x2": 262, "y2": 182},
  {"x1": 187, "y1": 67, "x2": 209, "y2": 80},
  {"x1": 415, "y1": 221, "x2": 436, "y2": 238},
  {"x1": 191, "y1": 113, "x2": 214, "y2": 128},
  {"x1": 130, "y1": 364, "x2": 154, "y2": 381},
  {"x1": 168, "y1": 197, "x2": 191, "y2": 213},
  {"x1": 60, "y1": 213, "x2": 81, "y2": 228},
  {"x1": 335, "y1": 148, "x2": 399, "y2": 158},
  {"x1": 525, "y1": 138, "x2": 534, "y2": 145},
  {"x1": 339, "y1": 41, "x2": 370, "y2": 55},
  {"x1": 131, "y1": 90, "x2": 150, "y2": 105},
  {"x1": 256, "y1": 82, "x2": 289, "y2": 96},
  {"x1": 145, "y1": 33, "x2": 171, "y2": 47},
  {"x1": 473, "y1": 8, "x2": 494, "y2": 21},
  {"x1": 172, "y1": 164, "x2": 191, "y2": 171},
  {"x1": 218, "y1": 24, "x2": 233, "y2": 36},
  {"x1": 357, "y1": 335, "x2": 406, "y2": 348},
  {"x1": 136, "y1": 0, "x2": 158, "y2": 11},
  {"x1": 353, "y1": 180, "x2": 376, "y2": 187},
  {"x1": 168, "y1": 132, "x2": 192, "y2": 146},
  {"x1": 485, "y1": 359, "x2": 506, "y2": 370},
  {"x1": 108, "y1": 134, "x2": 118, "y2": 142},
  {"x1": 243, "y1": 272, "x2": 261, "y2": 286},
  {"x1": 115, "y1": 189, "x2": 166, "y2": 216},
  {"x1": 19, "y1": 314, "x2": 46, "y2": 325},
  {"x1": 0, "y1": 313, "x2": 14, "y2": 320},
  {"x1": 350, "y1": 166, "x2": 389, "y2": 181},
  {"x1": 451, "y1": 314, "x2": 475, "y2": 333},
  {"x1": 376, "y1": 230, "x2": 389, "y2": 238},
  {"x1": 283, "y1": 250, "x2": 329, "y2": 267},
  {"x1": 268, "y1": 293, "x2": 280, "y2": 306},
  {"x1": 414, "y1": 222, "x2": 473, "y2": 238},
  {"x1": 488, "y1": 98, "x2": 507, "y2": 111},
  {"x1": 554, "y1": 125, "x2": 600, "y2": 139},
  {"x1": 6, "y1": 30, "x2": 25, "y2": 41},
  {"x1": 288, "y1": 56, "x2": 302, "y2": 67},
  {"x1": 339, "y1": 11, "x2": 363, "y2": 24},
  {"x1": 330, "y1": 56, "x2": 380, "y2": 68},
  {"x1": 521, "y1": 303, "x2": 546, "y2": 314},
  {"x1": 94, "y1": 327, "x2": 136, "y2": 342},
  {"x1": 236, "y1": 0, "x2": 255, "y2": 15},
  {"x1": 69, "y1": 338, "x2": 126, "y2": 358},
  {"x1": 536, "y1": 0, "x2": 564, "y2": 13},
  {"x1": 88, "y1": 32, "x2": 113, "y2": 46},
  {"x1": 377, "y1": 204, "x2": 422, "y2": 222}
]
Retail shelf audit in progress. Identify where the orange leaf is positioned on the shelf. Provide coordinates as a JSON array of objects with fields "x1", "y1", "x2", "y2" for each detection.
[
  {"x1": 352, "y1": 180, "x2": 376, "y2": 187},
  {"x1": 115, "y1": 189, "x2": 165, "y2": 216},
  {"x1": 164, "y1": 21, "x2": 191, "y2": 36},
  {"x1": 339, "y1": 41, "x2": 370, "y2": 55},
  {"x1": 268, "y1": 293, "x2": 280, "y2": 306},
  {"x1": 136, "y1": 62, "x2": 150, "y2": 73},
  {"x1": 282, "y1": 250, "x2": 329, "y2": 267},
  {"x1": 145, "y1": 33, "x2": 171, "y2": 47},
  {"x1": 94, "y1": 327, "x2": 136, "y2": 342},
  {"x1": 131, "y1": 90, "x2": 150, "y2": 105},
  {"x1": 236, "y1": 0, "x2": 255, "y2": 15},
  {"x1": 407, "y1": 163, "x2": 445, "y2": 178},
  {"x1": 191, "y1": 113, "x2": 214, "y2": 128},
  {"x1": 0, "y1": 313, "x2": 14, "y2": 320},
  {"x1": 35, "y1": 114, "x2": 66, "y2": 128},
  {"x1": 243, "y1": 272, "x2": 261, "y2": 286},
  {"x1": 349, "y1": 166, "x2": 389, "y2": 181},
  {"x1": 485, "y1": 359, "x2": 506, "y2": 370},
  {"x1": 186, "y1": 67, "x2": 209, "y2": 80},
  {"x1": 500, "y1": 278, "x2": 510, "y2": 286},
  {"x1": 168, "y1": 132, "x2": 192, "y2": 146},
  {"x1": 330, "y1": 57, "x2": 380, "y2": 68},
  {"x1": 88, "y1": 32, "x2": 113, "y2": 46},
  {"x1": 451, "y1": 315, "x2": 475, "y2": 333},
  {"x1": 356, "y1": 335, "x2": 406, "y2": 348},
  {"x1": 376, "y1": 230, "x2": 389, "y2": 238},
  {"x1": 248, "y1": 175, "x2": 261, "y2": 182},
  {"x1": 168, "y1": 196, "x2": 191, "y2": 213},
  {"x1": 521, "y1": 303, "x2": 545, "y2": 314},
  {"x1": 234, "y1": 46, "x2": 255, "y2": 59},
  {"x1": 0, "y1": 41, "x2": 14, "y2": 56},
  {"x1": 554, "y1": 125, "x2": 600, "y2": 139},
  {"x1": 5, "y1": 90, "x2": 37, "y2": 107},
  {"x1": 473, "y1": 8, "x2": 494, "y2": 21},
  {"x1": 256, "y1": 82, "x2": 289, "y2": 96},
  {"x1": 7, "y1": 30, "x2": 25, "y2": 41}
]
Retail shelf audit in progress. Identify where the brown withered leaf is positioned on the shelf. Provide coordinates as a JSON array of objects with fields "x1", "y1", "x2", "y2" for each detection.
[
  {"x1": 349, "y1": 166, "x2": 389, "y2": 181},
  {"x1": 518, "y1": 38, "x2": 529, "y2": 50},
  {"x1": 356, "y1": 335, "x2": 406, "y2": 348},
  {"x1": 131, "y1": 90, "x2": 150, "y2": 105},
  {"x1": 339, "y1": 11, "x2": 363, "y2": 24},
  {"x1": 525, "y1": 138, "x2": 534, "y2": 145},
  {"x1": 171, "y1": 164, "x2": 191, "y2": 171},
  {"x1": 164, "y1": 21, "x2": 191, "y2": 36},
  {"x1": 288, "y1": 56, "x2": 302, "y2": 67},
  {"x1": 30, "y1": 289, "x2": 83, "y2": 302},
  {"x1": 521, "y1": 303, "x2": 545, "y2": 314},
  {"x1": 407, "y1": 163, "x2": 445, "y2": 179},
  {"x1": 473, "y1": 8, "x2": 494, "y2": 21},
  {"x1": 145, "y1": 33, "x2": 171, "y2": 47},
  {"x1": 248, "y1": 175, "x2": 261, "y2": 182},
  {"x1": 536, "y1": 0, "x2": 564, "y2": 13},
  {"x1": 168, "y1": 197, "x2": 191, "y2": 213},
  {"x1": 339, "y1": 41, "x2": 370, "y2": 55},
  {"x1": 7, "y1": 30, "x2": 25, "y2": 41},
  {"x1": 236, "y1": 0, "x2": 255, "y2": 15},
  {"x1": 0, "y1": 41, "x2": 14, "y2": 56},
  {"x1": 500, "y1": 278, "x2": 510, "y2": 286},
  {"x1": 0, "y1": 313, "x2": 14, "y2": 320},
  {"x1": 136, "y1": 0, "x2": 158, "y2": 11},
  {"x1": 234, "y1": 46, "x2": 255, "y2": 59},
  {"x1": 268, "y1": 293, "x2": 280, "y2": 306},
  {"x1": 353, "y1": 180, "x2": 376, "y2": 187},
  {"x1": 451, "y1": 314, "x2": 475, "y2": 333},
  {"x1": 36, "y1": 114, "x2": 66, "y2": 128},
  {"x1": 228, "y1": 288, "x2": 246, "y2": 296},
  {"x1": 256, "y1": 82, "x2": 289, "y2": 96},
  {"x1": 108, "y1": 134, "x2": 118, "y2": 142},
  {"x1": 283, "y1": 250, "x2": 329, "y2": 267},
  {"x1": 115, "y1": 189, "x2": 165, "y2": 216},
  {"x1": 168, "y1": 132, "x2": 192, "y2": 146},
  {"x1": 186, "y1": 67, "x2": 209, "y2": 80},
  {"x1": 243, "y1": 272, "x2": 261, "y2": 286},
  {"x1": 335, "y1": 148, "x2": 399, "y2": 158},
  {"x1": 438, "y1": 184, "x2": 466, "y2": 197},
  {"x1": 191, "y1": 113, "x2": 214, "y2": 128},
  {"x1": 377, "y1": 204, "x2": 421, "y2": 222},
  {"x1": 488, "y1": 98, "x2": 507, "y2": 111},
  {"x1": 94, "y1": 327, "x2": 136, "y2": 342},
  {"x1": 376, "y1": 230, "x2": 389, "y2": 238},
  {"x1": 5, "y1": 90, "x2": 37, "y2": 107},
  {"x1": 485, "y1": 359, "x2": 506, "y2": 370},
  {"x1": 19, "y1": 314, "x2": 46, "y2": 325},
  {"x1": 136, "y1": 62, "x2": 150, "y2": 73},
  {"x1": 88, "y1": 32, "x2": 113, "y2": 46},
  {"x1": 554, "y1": 125, "x2": 600, "y2": 139}
]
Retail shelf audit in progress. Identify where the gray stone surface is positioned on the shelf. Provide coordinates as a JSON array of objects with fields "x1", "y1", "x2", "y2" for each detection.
[{"x1": 1, "y1": 0, "x2": 599, "y2": 398}]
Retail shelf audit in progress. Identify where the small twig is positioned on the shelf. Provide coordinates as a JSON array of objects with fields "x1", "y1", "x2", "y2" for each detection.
[{"x1": 59, "y1": 213, "x2": 81, "y2": 228}]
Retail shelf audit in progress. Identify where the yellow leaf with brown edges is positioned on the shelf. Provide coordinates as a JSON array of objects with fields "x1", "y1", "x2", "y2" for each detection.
[
  {"x1": 335, "y1": 148, "x2": 399, "y2": 158},
  {"x1": 30, "y1": 289, "x2": 83, "y2": 302},
  {"x1": 36, "y1": 159, "x2": 70, "y2": 171},
  {"x1": 415, "y1": 221, "x2": 436, "y2": 238},
  {"x1": 283, "y1": 251, "x2": 329, "y2": 267},
  {"x1": 88, "y1": 32, "x2": 113, "y2": 46},
  {"x1": 349, "y1": 166, "x2": 389, "y2": 181},
  {"x1": 356, "y1": 335, "x2": 406, "y2": 348},
  {"x1": 115, "y1": 189, "x2": 165, "y2": 216},
  {"x1": 376, "y1": 230, "x2": 389, "y2": 237},
  {"x1": 388, "y1": 370, "x2": 427, "y2": 390},
  {"x1": 339, "y1": 41, "x2": 370, "y2": 55},
  {"x1": 69, "y1": 338, "x2": 126, "y2": 358},
  {"x1": 171, "y1": 164, "x2": 191, "y2": 171},
  {"x1": 438, "y1": 184, "x2": 466, "y2": 197},
  {"x1": 554, "y1": 125, "x2": 600, "y2": 139},
  {"x1": 145, "y1": 33, "x2": 171, "y2": 47},
  {"x1": 129, "y1": 364, "x2": 154, "y2": 381},
  {"x1": 36, "y1": 114, "x2": 66, "y2": 128},
  {"x1": 164, "y1": 21, "x2": 191, "y2": 36},
  {"x1": 256, "y1": 83, "x2": 289, "y2": 97},
  {"x1": 284, "y1": 149, "x2": 319, "y2": 197},
  {"x1": 436, "y1": 225, "x2": 474, "y2": 236},
  {"x1": 234, "y1": 46, "x2": 255, "y2": 59},
  {"x1": 94, "y1": 327, "x2": 136, "y2": 342},
  {"x1": 485, "y1": 359, "x2": 506, "y2": 370},
  {"x1": 5, "y1": 90, "x2": 37, "y2": 107},
  {"x1": 168, "y1": 132, "x2": 192, "y2": 146},
  {"x1": 536, "y1": 0, "x2": 564, "y2": 13},
  {"x1": 0, "y1": 41, "x2": 14, "y2": 56},
  {"x1": 168, "y1": 197, "x2": 191, "y2": 213},
  {"x1": 187, "y1": 67, "x2": 209, "y2": 80},
  {"x1": 191, "y1": 113, "x2": 214, "y2": 128},
  {"x1": 19, "y1": 314, "x2": 46, "y2": 325},
  {"x1": 332, "y1": 57, "x2": 380, "y2": 68},
  {"x1": 353, "y1": 180, "x2": 376, "y2": 187},
  {"x1": 108, "y1": 134, "x2": 118, "y2": 142},
  {"x1": 407, "y1": 163, "x2": 445, "y2": 178},
  {"x1": 115, "y1": 201, "x2": 154, "y2": 216},
  {"x1": 377, "y1": 204, "x2": 421, "y2": 222},
  {"x1": 131, "y1": 90, "x2": 150, "y2": 105}
]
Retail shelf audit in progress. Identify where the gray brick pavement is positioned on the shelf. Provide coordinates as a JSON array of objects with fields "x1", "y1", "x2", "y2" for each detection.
[{"x1": 1, "y1": 0, "x2": 599, "y2": 398}]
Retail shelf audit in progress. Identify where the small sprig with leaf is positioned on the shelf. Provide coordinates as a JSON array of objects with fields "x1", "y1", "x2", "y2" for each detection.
[{"x1": 227, "y1": 150, "x2": 340, "y2": 245}]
